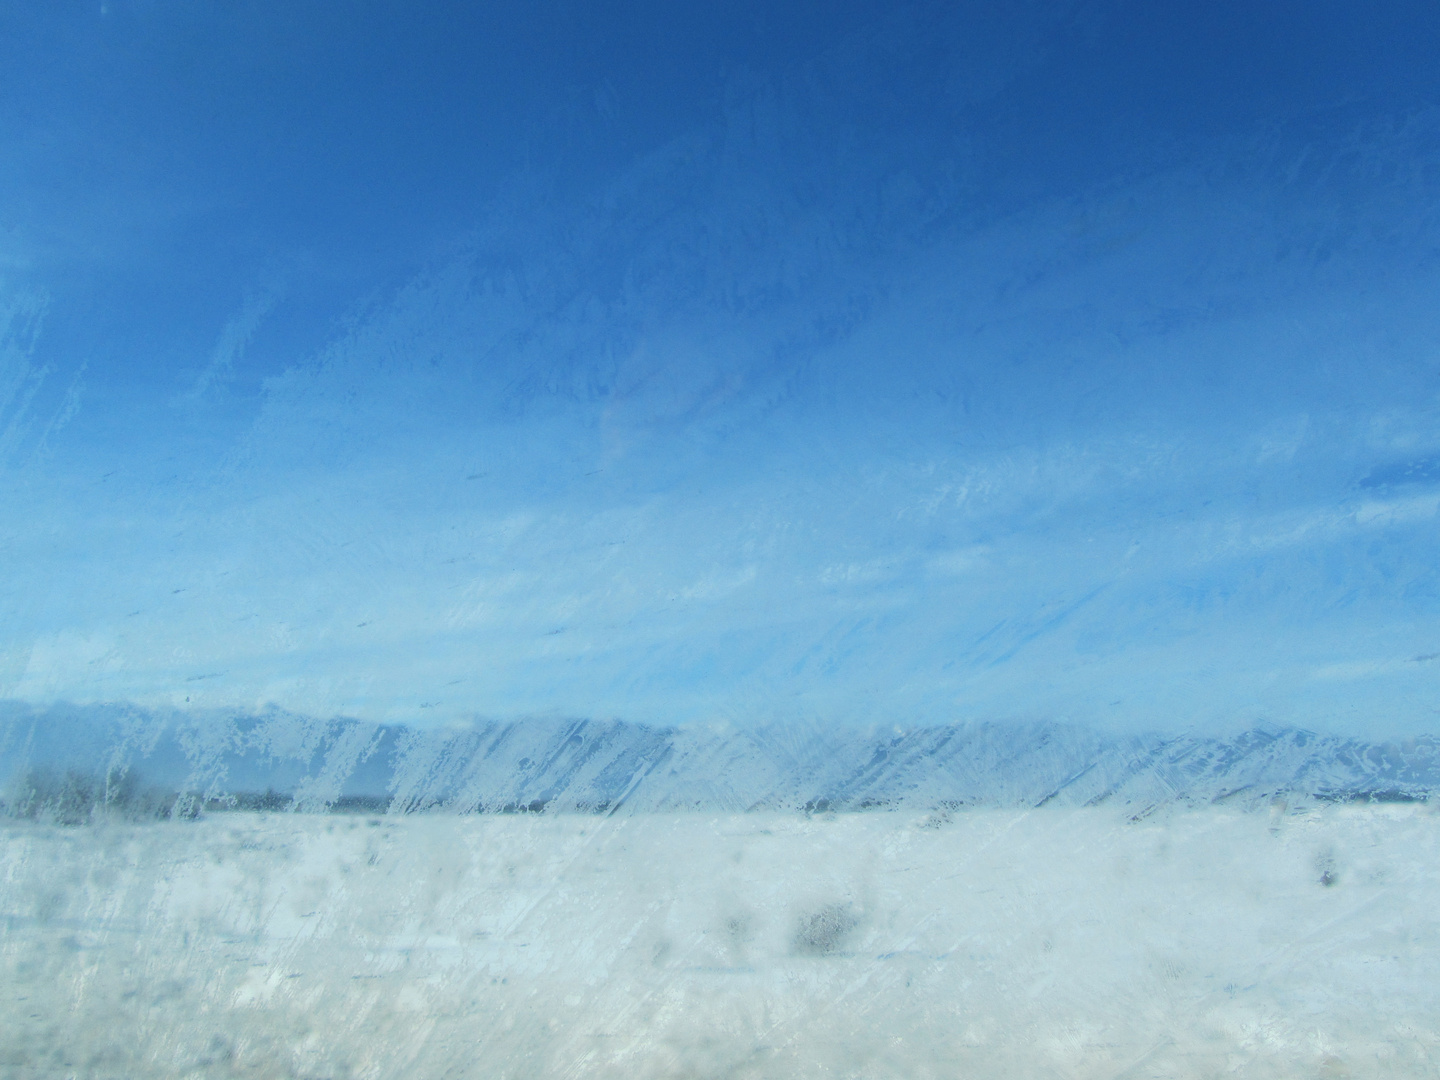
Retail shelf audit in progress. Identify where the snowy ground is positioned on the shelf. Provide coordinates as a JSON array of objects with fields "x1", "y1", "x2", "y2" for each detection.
[{"x1": 2, "y1": 804, "x2": 1438, "y2": 1079}]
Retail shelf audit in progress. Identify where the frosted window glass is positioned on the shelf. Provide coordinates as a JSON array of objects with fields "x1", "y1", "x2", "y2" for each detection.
[{"x1": 3, "y1": 4, "x2": 1438, "y2": 1075}]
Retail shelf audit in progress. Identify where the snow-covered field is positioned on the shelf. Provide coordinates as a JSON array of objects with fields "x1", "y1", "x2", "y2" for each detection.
[{"x1": 2, "y1": 804, "x2": 1438, "y2": 1079}]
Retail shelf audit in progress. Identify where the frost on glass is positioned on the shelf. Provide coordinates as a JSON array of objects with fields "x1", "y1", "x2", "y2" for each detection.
[{"x1": 3, "y1": 2, "x2": 1440, "y2": 1077}]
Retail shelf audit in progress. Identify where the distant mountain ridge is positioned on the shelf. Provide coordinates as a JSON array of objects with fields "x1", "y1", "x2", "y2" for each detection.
[{"x1": 1, "y1": 700, "x2": 1436, "y2": 817}]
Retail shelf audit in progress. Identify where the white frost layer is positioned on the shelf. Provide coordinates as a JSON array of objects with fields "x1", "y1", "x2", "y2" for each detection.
[{"x1": 2, "y1": 805, "x2": 1438, "y2": 1079}]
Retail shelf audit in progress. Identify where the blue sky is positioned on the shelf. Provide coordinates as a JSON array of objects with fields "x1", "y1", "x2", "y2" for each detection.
[{"x1": 2, "y1": 1, "x2": 1439, "y2": 733}]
